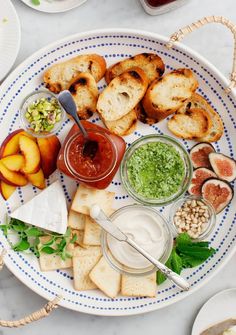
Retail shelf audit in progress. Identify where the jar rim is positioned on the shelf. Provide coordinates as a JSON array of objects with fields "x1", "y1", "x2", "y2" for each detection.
[{"x1": 64, "y1": 129, "x2": 118, "y2": 182}]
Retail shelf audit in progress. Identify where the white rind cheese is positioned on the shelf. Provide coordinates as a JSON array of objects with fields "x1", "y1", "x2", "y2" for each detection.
[{"x1": 10, "y1": 181, "x2": 68, "y2": 234}]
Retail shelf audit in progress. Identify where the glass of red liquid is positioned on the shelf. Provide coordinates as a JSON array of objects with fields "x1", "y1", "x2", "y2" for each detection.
[{"x1": 140, "y1": 0, "x2": 188, "y2": 15}]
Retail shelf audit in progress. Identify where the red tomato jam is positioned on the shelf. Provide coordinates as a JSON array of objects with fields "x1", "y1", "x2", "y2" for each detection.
[
  {"x1": 57, "y1": 121, "x2": 126, "y2": 189},
  {"x1": 67, "y1": 132, "x2": 115, "y2": 178}
]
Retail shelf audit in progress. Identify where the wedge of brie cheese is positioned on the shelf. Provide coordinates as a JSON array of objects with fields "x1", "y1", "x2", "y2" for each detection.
[{"x1": 10, "y1": 181, "x2": 68, "y2": 234}]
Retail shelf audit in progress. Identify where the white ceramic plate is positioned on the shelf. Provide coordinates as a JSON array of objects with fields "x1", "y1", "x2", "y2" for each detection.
[
  {"x1": 20, "y1": 0, "x2": 87, "y2": 13},
  {"x1": 0, "y1": 0, "x2": 21, "y2": 81},
  {"x1": 192, "y1": 288, "x2": 236, "y2": 335},
  {"x1": 0, "y1": 29, "x2": 236, "y2": 316}
]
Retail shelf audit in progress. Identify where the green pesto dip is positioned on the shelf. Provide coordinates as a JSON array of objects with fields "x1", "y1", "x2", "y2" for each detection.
[{"x1": 127, "y1": 141, "x2": 185, "y2": 199}]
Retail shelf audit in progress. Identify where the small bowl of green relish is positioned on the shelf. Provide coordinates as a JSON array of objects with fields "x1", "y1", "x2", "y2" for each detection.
[
  {"x1": 20, "y1": 90, "x2": 65, "y2": 137},
  {"x1": 120, "y1": 135, "x2": 192, "y2": 206}
]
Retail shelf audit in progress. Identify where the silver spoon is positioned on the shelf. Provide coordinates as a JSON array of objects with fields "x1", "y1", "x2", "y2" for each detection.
[
  {"x1": 58, "y1": 90, "x2": 98, "y2": 159},
  {"x1": 90, "y1": 204, "x2": 190, "y2": 292}
]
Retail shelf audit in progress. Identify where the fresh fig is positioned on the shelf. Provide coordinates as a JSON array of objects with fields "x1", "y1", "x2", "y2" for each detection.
[
  {"x1": 202, "y1": 178, "x2": 233, "y2": 214},
  {"x1": 188, "y1": 168, "x2": 217, "y2": 196},
  {"x1": 209, "y1": 152, "x2": 236, "y2": 182},
  {"x1": 190, "y1": 143, "x2": 215, "y2": 169}
]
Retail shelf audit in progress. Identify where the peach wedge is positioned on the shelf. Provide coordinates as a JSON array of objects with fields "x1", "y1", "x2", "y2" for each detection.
[
  {"x1": 1, "y1": 154, "x2": 25, "y2": 172},
  {"x1": 19, "y1": 135, "x2": 41, "y2": 174},
  {"x1": 37, "y1": 136, "x2": 61, "y2": 178},
  {"x1": 0, "y1": 129, "x2": 34, "y2": 158},
  {"x1": 27, "y1": 168, "x2": 46, "y2": 189},
  {"x1": 0, "y1": 181, "x2": 16, "y2": 200},
  {"x1": 0, "y1": 161, "x2": 28, "y2": 186}
]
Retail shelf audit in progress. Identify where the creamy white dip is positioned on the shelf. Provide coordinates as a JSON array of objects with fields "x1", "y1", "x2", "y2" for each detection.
[{"x1": 107, "y1": 207, "x2": 167, "y2": 269}]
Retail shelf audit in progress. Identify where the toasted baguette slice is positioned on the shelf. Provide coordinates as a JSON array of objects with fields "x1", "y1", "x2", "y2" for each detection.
[
  {"x1": 168, "y1": 108, "x2": 212, "y2": 140},
  {"x1": 142, "y1": 68, "x2": 198, "y2": 121},
  {"x1": 177, "y1": 93, "x2": 224, "y2": 142},
  {"x1": 97, "y1": 67, "x2": 148, "y2": 122},
  {"x1": 105, "y1": 53, "x2": 165, "y2": 84},
  {"x1": 138, "y1": 103, "x2": 158, "y2": 125},
  {"x1": 44, "y1": 54, "x2": 106, "y2": 93},
  {"x1": 68, "y1": 72, "x2": 99, "y2": 119},
  {"x1": 101, "y1": 104, "x2": 140, "y2": 136}
]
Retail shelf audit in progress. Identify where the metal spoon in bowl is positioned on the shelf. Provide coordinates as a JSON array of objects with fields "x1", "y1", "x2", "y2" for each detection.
[
  {"x1": 90, "y1": 204, "x2": 190, "y2": 292},
  {"x1": 58, "y1": 90, "x2": 98, "y2": 159}
]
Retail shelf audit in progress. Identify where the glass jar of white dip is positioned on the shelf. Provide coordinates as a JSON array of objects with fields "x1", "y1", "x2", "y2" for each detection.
[{"x1": 101, "y1": 204, "x2": 173, "y2": 276}]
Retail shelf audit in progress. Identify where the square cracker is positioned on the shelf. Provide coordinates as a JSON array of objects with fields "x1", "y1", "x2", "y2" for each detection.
[
  {"x1": 89, "y1": 256, "x2": 121, "y2": 299},
  {"x1": 83, "y1": 216, "x2": 101, "y2": 246},
  {"x1": 71, "y1": 184, "x2": 114, "y2": 216},
  {"x1": 121, "y1": 273, "x2": 157, "y2": 298},
  {"x1": 73, "y1": 246, "x2": 102, "y2": 291},
  {"x1": 71, "y1": 229, "x2": 88, "y2": 249},
  {"x1": 39, "y1": 236, "x2": 72, "y2": 271},
  {"x1": 68, "y1": 210, "x2": 87, "y2": 230}
]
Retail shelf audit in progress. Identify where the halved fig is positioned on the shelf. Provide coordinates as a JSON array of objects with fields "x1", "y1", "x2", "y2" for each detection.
[
  {"x1": 190, "y1": 143, "x2": 215, "y2": 169},
  {"x1": 188, "y1": 168, "x2": 217, "y2": 196},
  {"x1": 202, "y1": 178, "x2": 233, "y2": 214},
  {"x1": 209, "y1": 152, "x2": 236, "y2": 182}
]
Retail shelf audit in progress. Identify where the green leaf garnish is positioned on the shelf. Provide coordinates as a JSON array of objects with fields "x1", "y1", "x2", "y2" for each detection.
[
  {"x1": 1, "y1": 217, "x2": 76, "y2": 261},
  {"x1": 156, "y1": 233, "x2": 215, "y2": 285}
]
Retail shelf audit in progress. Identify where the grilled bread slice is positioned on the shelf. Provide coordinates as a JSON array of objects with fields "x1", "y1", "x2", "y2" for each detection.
[
  {"x1": 168, "y1": 108, "x2": 212, "y2": 140},
  {"x1": 44, "y1": 54, "x2": 106, "y2": 93},
  {"x1": 105, "y1": 53, "x2": 165, "y2": 84},
  {"x1": 101, "y1": 104, "x2": 140, "y2": 136},
  {"x1": 177, "y1": 93, "x2": 223, "y2": 142},
  {"x1": 68, "y1": 72, "x2": 99, "y2": 120},
  {"x1": 142, "y1": 68, "x2": 198, "y2": 122},
  {"x1": 97, "y1": 67, "x2": 148, "y2": 122}
]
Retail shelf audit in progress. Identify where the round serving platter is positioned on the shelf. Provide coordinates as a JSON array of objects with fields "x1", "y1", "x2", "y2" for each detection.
[{"x1": 0, "y1": 29, "x2": 236, "y2": 316}]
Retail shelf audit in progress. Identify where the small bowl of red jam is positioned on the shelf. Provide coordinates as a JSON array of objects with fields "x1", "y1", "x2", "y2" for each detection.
[{"x1": 59, "y1": 122, "x2": 126, "y2": 189}]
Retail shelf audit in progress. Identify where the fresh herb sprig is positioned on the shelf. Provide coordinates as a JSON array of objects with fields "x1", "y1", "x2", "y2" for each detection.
[
  {"x1": 31, "y1": 0, "x2": 40, "y2": 5},
  {"x1": 0, "y1": 218, "x2": 77, "y2": 261},
  {"x1": 157, "y1": 233, "x2": 215, "y2": 285}
]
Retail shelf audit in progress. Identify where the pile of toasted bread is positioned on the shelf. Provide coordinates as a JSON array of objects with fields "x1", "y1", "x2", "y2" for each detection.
[{"x1": 44, "y1": 53, "x2": 223, "y2": 141}]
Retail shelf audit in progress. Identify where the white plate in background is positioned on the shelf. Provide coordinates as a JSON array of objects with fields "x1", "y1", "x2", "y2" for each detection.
[
  {"x1": 192, "y1": 289, "x2": 236, "y2": 335},
  {"x1": 20, "y1": 0, "x2": 87, "y2": 13},
  {"x1": 0, "y1": 0, "x2": 21, "y2": 81}
]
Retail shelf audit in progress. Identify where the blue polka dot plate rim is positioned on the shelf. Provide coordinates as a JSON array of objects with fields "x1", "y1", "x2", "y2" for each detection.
[{"x1": 0, "y1": 28, "x2": 236, "y2": 316}]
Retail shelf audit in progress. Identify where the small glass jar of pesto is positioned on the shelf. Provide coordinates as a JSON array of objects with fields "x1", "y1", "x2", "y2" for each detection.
[
  {"x1": 20, "y1": 90, "x2": 65, "y2": 138},
  {"x1": 120, "y1": 135, "x2": 192, "y2": 206}
]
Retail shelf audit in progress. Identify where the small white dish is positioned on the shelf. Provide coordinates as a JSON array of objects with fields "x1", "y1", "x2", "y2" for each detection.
[
  {"x1": 20, "y1": 0, "x2": 87, "y2": 13},
  {"x1": 192, "y1": 288, "x2": 236, "y2": 335},
  {"x1": 0, "y1": 0, "x2": 21, "y2": 81}
]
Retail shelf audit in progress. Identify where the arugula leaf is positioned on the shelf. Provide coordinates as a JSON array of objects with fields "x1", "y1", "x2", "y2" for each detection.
[
  {"x1": 11, "y1": 219, "x2": 28, "y2": 232},
  {"x1": 171, "y1": 248, "x2": 182, "y2": 274},
  {"x1": 40, "y1": 246, "x2": 56, "y2": 254},
  {"x1": 13, "y1": 239, "x2": 30, "y2": 252},
  {"x1": 157, "y1": 251, "x2": 174, "y2": 285},
  {"x1": 26, "y1": 227, "x2": 44, "y2": 237}
]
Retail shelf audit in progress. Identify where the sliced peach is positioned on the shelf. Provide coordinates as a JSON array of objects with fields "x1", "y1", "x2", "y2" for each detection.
[
  {"x1": 0, "y1": 129, "x2": 35, "y2": 158},
  {"x1": 37, "y1": 136, "x2": 61, "y2": 178},
  {"x1": 1, "y1": 154, "x2": 25, "y2": 172},
  {"x1": 27, "y1": 168, "x2": 46, "y2": 189},
  {"x1": 19, "y1": 135, "x2": 41, "y2": 174},
  {"x1": 0, "y1": 161, "x2": 28, "y2": 186},
  {"x1": 0, "y1": 181, "x2": 16, "y2": 200}
]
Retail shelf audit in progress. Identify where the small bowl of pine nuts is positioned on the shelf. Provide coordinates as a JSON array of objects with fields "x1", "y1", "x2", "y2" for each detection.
[{"x1": 169, "y1": 196, "x2": 216, "y2": 240}]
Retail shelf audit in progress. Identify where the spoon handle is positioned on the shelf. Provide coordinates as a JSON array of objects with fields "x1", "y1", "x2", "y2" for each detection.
[
  {"x1": 58, "y1": 90, "x2": 88, "y2": 138},
  {"x1": 126, "y1": 238, "x2": 190, "y2": 291}
]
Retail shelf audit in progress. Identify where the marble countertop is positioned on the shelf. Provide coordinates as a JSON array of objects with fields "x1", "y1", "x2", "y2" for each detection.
[{"x1": 1, "y1": 0, "x2": 236, "y2": 334}]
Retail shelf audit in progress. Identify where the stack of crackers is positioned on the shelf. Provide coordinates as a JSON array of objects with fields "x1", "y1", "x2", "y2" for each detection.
[{"x1": 39, "y1": 184, "x2": 157, "y2": 299}]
